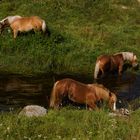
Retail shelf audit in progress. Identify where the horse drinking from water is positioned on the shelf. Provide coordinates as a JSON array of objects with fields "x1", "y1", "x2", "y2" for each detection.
[
  {"x1": 0, "y1": 15, "x2": 22, "y2": 34},
  {"x1": 94, "y1": 52, "x2": 138, "y2": 79},
  {"x1": 50, "y1": 78, "x2": 117, "y2": 111}
]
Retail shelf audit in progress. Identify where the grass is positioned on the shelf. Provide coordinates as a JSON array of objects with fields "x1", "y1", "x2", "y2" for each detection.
[
  {"x1": 0, "y1": 0, "x2": 140, "y2": 139},
  {"x1": 0, "y1": 108, "x2": 140, "y2": 140},
  {"x1": 0, "y1": 0, "x2": 139, "y2": 75}
]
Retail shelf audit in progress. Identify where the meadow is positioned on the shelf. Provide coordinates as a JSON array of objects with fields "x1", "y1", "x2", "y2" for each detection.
[
  {"x1": 0, "y1": 0, "x2": 139, "y2": 75},
  {"x1": 0, "y1": 108, "x2": 140, "y2": 140},
  {"x1": 0, "y1": 0, "x2": 140, "y2": 139}
]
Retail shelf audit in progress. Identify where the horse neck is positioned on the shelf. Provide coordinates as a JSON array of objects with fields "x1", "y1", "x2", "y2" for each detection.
[
  {"x1": 95, "y1": 86, "x2": 109, "y2": 100},
  {"x1": 1, "y1": 17, "x2": 8, "y2": 23},
  {"x1": 1, "y1": 16, "x2": 21, "y2": 25},
  {"x1": 122, "y1": 52, "x2": 133, "y2": 61}
]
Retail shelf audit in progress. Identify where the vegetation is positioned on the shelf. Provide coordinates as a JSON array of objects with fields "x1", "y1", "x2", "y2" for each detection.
[
  {"x1": 0, "y1": 0, "x2": 139, "y2": 75},
  {"x1": 0, "y1": 0, "x2": 140, "y2": 139},
  {"x1": 0, "y1": 108, "x2": 140, "y2": 140}
]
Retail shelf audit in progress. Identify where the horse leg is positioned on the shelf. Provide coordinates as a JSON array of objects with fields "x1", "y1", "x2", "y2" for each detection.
[
  {"x1": 13, "y1": 29, "x2": 18, "y2": 38},
  {"x1": 118, "y1": 63, "x2": 123, "y2": 76},
  {"x1": 100, "y1": 68, "x2": 105, "y2": 78},
  {"x1": 87, "y1": 101, "x2": 98, "y2": 111},
  {"x1": 53, "y1": 100, "x2": 61, "y2": 110}
]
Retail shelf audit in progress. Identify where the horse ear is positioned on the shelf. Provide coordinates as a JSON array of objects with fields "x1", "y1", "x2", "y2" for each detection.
[
  {"x1": 109, "y1": 92, "x2": 112, "y2": 97},
  {"x1": 3, "y1": 19, "x2": 9, "y2": 25}
]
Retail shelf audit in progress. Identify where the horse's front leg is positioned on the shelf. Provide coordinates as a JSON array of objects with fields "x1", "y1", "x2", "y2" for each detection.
[
  {"x1": 13, "y1": 29, "x2": 18, "y2": 38},
  {"x1": 118, "y1": 63, "x2": 123, "y2": 76},
  {"x1": 100, "y1": 67, "x2": 105, "y2": 78},
  {"x1": 87, "y1": 102, "x2": 98, "y2": 111}
]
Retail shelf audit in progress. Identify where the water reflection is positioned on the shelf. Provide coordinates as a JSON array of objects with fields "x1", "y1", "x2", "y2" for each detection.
[
  {"x1": 96, "y1": 72, "x2": 140, "y2": 109},
  {"x1": 0, "y1": 73, "x2": 53, "y2": 112},
  {"x1": 0, "y1": 72, "x2": 139, "y2": 112}
]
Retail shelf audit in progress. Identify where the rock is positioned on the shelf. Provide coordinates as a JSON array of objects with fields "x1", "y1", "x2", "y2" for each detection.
[
  {"x1": 109, "y1": 108, "x2": 130, "y2": 117},
  {"x1": 118, "y1": 108, "x2": 130, "y2": 116},
  {"x1": 19, "y1": 105, "x2": 47, "y2": 117}
]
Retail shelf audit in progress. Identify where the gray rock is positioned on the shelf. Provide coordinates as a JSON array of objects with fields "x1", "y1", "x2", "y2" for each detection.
[
  {"x1": 109, "y1": 108, "x2": 130, "y2": 117},
  {"x1": 19, "y1": 105, "x2": 47, "y2": 117}
]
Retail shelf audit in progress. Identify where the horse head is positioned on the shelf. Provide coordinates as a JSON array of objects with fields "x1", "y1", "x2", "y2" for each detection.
[
  {"x1": 122, "y1": 52, "x2": 139, "y2": 69},
  {"x1": 109, "y1": 92, "x2": 117, "y2": 111},
  {"x1": 131, "y1": 54, "x2": 139, "y2": 69},
  {"x1": 0, "y1": 19, "x2": 9, "y2": 34}
]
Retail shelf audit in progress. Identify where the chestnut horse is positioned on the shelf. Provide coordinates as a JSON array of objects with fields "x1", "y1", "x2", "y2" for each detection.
[
  {"x1": 50, "y1": 78, "x2": 117, "y2": 111},
  {"x1": 5, "y1": 16, "x2": 50, "y2": 38},
  {"x1": 0, "y1": 15, "x2": 49, "y2": 37},
  {"x1": 0, "y1": 15, "x2": 22, "y2": 34},
  {"x1": 94, "y1": 52, "x2": 138, "y2": 79}
]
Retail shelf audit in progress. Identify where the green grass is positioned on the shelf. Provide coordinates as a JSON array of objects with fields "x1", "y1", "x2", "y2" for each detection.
[
  {"x1": 0, "y1": 1, "x2": 140, "y2": 138},
  {"x1": 0, "y1": 0, "x2": 139, "y2": 75},
  {"x1": 0, "y1": 108, "x2": 140, "y2": 140}
]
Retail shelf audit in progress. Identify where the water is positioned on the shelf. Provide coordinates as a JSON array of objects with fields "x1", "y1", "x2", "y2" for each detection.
[
  {"x1": 0, "y1": 72, "x2": 139, "y2": 112},
  {"x1": 96, "y1": 72, "x2": 140, "y2": 109}
]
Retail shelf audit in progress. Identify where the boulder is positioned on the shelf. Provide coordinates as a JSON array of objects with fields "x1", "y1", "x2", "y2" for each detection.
[
  {"x1": 109, "y1": 108, "x2": 130, "y2": 117},
  {"x1": 19, "y1": 105, "x2": 47, "y2": 117}
]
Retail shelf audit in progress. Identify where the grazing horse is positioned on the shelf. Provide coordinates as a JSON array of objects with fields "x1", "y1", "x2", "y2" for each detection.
[
  {"x1": 10, "y1": 16, "x2": 50, "y2": 38},
  {"x1": 94, "y1": 52, "x2": 138, "y2": 79},
  {"x1": 50, "y1": 78, "x2": 117, "y2": 111},
  {"x1": 0, "y1": 15, "x2": 50, "y2": 38},
  {"x1": 0, "y1": 15, "x2": 22, "y2": 34}
]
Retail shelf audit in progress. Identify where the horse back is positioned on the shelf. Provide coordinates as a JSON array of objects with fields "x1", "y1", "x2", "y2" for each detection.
[
  {"x1": 111, "y1": 54, "x2": 124, "y2": 66},
  {"x1": 55, "y1": 78, "x2": 95, "y2": 98},
  {"x1": 97, "y1": 55, "x2": 112, "y2": 71},
  {"x1": 10, "y1": 16, "x2": 43, "y2": 31}
]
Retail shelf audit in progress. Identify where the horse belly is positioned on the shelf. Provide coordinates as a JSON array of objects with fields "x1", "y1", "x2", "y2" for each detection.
[
  {"x1": 69, "y1": 94, "x2": 86, "y2": 104},
  {"x1": 20, "y1": 24, "x2": 34, "y2": 32}
]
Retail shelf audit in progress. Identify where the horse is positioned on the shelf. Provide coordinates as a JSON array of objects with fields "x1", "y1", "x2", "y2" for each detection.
[
  {"x1": 9, "y1": 16, "x2": 50, "y2": 38},
  {"x1": 0, "y1": 15, "x2": 22, "y2": 34},
  {"x1": 49, "y1": 78, "x2": 117, "y2": 111},
  {"x1": 94, "y1": 52, "x2": 138, "y2": 79}
]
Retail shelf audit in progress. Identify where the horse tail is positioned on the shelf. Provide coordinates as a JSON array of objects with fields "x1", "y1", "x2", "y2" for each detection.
[
  {"x1": 42, "y1": 20, "x2": 46, "y2": 33},
  {"x1": 94, "y1": 60, "x2": 100, "y2": 79},
  {"x1": 42, "y1": 20, "x2": 51, "y2": 36},
  {"x1": 49, "y1": 81, "x2": 59, "y2": 108}
]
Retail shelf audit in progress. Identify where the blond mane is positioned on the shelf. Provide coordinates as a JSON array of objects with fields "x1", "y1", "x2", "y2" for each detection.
[
  {"x1": 114, "y1": 52, "x2": 134, "y2": 61},
  {"x1": 92, "y1": 83, "x2": 110, "y2": 92}
]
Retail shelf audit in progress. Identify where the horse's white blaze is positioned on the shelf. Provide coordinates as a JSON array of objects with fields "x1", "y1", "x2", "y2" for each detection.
[{"x1": 113, "y1": 102, "x2": 116, "y2": 111}]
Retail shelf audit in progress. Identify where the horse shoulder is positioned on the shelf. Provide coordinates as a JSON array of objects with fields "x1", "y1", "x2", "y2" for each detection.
[{"x1": 10, "y1": 21, "x2": 18, "y2": 29}]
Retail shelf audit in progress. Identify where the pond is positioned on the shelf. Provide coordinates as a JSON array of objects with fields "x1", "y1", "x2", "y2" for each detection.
[{"x1": 0, "y1": 72, "x2": 139, "y2": 112}]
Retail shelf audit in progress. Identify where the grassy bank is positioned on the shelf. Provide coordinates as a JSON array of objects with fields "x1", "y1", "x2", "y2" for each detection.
[
  {"x1": 0, "y1": 0, "x2": 139, "y2": 75},
  {"x1": 0, "y1": 108, "x2": 140, "y2": 140},
  {"x1": 0, "y1": 1, "x2": 140, "y2": 139}
]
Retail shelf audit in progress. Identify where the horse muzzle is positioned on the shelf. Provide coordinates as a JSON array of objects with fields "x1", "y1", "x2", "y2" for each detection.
[{"x1": 132, "y1": 63, "x2": 139, "y2": 70}]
